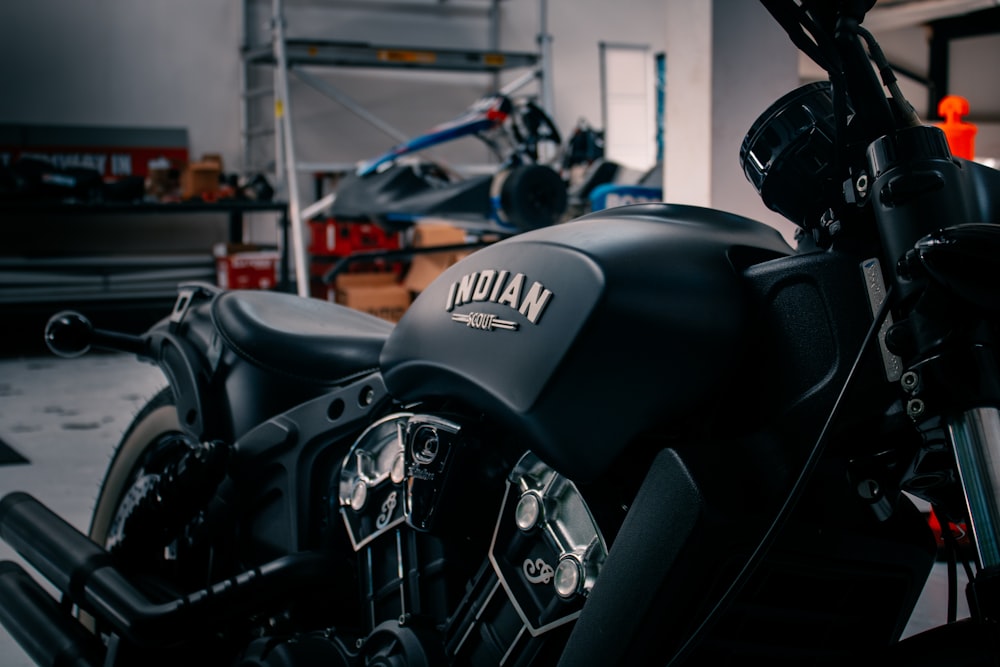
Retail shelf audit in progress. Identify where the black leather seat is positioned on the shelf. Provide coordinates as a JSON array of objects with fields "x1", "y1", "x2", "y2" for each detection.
[{"x1": 211, "y1": 290, "x2": 393, "y2": 384}]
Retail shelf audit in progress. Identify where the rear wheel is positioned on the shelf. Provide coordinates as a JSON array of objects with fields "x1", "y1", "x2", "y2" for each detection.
[
  {"x1": 89, "y1": 387, "x2": 187, "y2": 549},
  {"x1": 84, "y1": 388, "x2": 238, "y2": 662},
  {"x1": 90, "y1": 385, "x2": 229, "y2": 583}
]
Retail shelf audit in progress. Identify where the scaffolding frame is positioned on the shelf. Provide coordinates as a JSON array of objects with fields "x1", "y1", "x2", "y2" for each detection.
[{"x1": 240, "y1": 0, "x2": 552, "y2": 296}]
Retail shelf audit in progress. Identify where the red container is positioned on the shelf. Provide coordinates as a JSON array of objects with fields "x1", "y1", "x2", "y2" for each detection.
[
  {"x1": 308, "y1": 219, "x2": 401, "y2": 257},
  {"x1": 214, "y1": 243, "x2": 279, "y2": 290}
]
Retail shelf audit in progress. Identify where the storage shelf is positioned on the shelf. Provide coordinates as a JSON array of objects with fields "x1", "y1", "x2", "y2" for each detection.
[
  {"x1": 0, "y1": 254, "x2": 218, "y2": 270},
  {"x1": 0, "y1": 200, "x2": 290, "y2": 305},
  {"x1": 244, "y1": 39, "x2": 538, "y2": 72},
  {"x1": 0, "y1": 255, "x2": 216, "y2": 304},
  {"x1": 0, "y1": 199, "x2": 287, "y2": 217}
]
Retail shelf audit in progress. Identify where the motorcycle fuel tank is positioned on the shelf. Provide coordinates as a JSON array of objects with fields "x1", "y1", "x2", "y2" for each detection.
[{"x1": 380, "y1": 204, "x2": 793, "y2": 481}]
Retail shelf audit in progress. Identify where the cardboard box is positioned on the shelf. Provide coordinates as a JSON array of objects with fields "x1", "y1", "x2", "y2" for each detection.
[
  {"x1": 335, "y1": 272, "x2": 411, "y2": 323},
  {"x1": 181, "y1": 156, "x2": 222, "y2": 200},
  {"x1": 403, "y1": 223, "x2": 469, "y2": 293},
  {"x1": 214, "y1": 243, "x2": 279, "y2": 290}
]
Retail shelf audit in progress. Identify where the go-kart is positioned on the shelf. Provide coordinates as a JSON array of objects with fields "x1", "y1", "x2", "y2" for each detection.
[{"x1": 329, "y1": 94, "x2": 569, "y2": 233}]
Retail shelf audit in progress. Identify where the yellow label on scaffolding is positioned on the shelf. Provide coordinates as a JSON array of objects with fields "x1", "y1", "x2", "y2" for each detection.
[
  {"x1": 483, "y1": 54, "x2": 506, "y2": 67},
  {"x1": 275, "y1": 100, "x2": 285, "y2": 118},
  {"x1": 377, "y1": 49, "x2": 436, "y2": 65}
]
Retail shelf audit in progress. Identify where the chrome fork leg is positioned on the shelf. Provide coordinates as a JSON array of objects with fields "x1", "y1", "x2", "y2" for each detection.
[{"x1": 948, "y1": 407, "x2": 1000, "y2": 569}]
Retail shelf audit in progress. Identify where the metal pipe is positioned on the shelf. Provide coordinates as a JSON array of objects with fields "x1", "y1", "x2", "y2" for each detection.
[
  {"x1": 0, "y1": 561, "x2": 102, "y2": 667},
  {"x1": 537, "y1": 0, "x2": 555, "y2": 162},
  {"x1": 271, "y1": 0, "x2": 310, "y2": 297},
  {"x1": 0, "y1": 492, "x2": 335, "y2": 648},
  {"x1": 949, "y1": 407, "x2": 1000, "y2": 569},
  {"x1": 291, "y1": 67, "x2": 411, "y2": 144},
  {"x1": 538, "y1": 0, "x2": 554, "y2": 118},
  {"x1": 499, "y1": 68, "x2": 541, "y2": 96}
]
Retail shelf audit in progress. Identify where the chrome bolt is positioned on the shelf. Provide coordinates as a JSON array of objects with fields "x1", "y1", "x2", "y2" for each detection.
[
  {"x1": 515, "y1": 492, "x2": 543, "y2": 531},
  {"x1": 553, "y1": 556, "x2": 583, "y2": 599},
  {"x1": 350, "y1": 480, "x2": 368, "y2": 511},
  {"x1": 360, "y1": 387, "x2": 375, "y2": 406},
  {"x1": 390, "y1": 451, "x2": 406, "y2": 485},
  {"x1": 856, "y1": 173, "x2": 869, "y2": 197}
]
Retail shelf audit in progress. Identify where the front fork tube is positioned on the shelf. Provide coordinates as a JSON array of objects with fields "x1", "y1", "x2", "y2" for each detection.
[
  {"x1": 948, "y1": 407, "x2": 1000, "y2": 570},
  {"x1": 899, "y1": 319, "x2": 1000, "y2": 618}
]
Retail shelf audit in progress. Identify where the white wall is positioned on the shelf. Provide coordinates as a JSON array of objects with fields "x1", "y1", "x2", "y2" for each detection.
[
  {"x1": 0, "y1": 1, "x2": 244, "y2": 171},
  {"x1": 1, "y1": 1, "x2": 997, "y2": 215},
  {"x1": 862, "y1": 24, "x2": 1000, "y2": 160},
  {"x1": 710, "y1": 0, "x2": 800, "y2": 241},
  {"x1": 941, "y1": 32, "x2": 1000, "y2": 160},
  {"x1": 0, "y1": 0, "x2": 669, "y2": 188},
  {"x1": 664, "y1": 0, "x2": 800, "y2": 243},
  {"x1": 662, "y1": 1, "x2": 713, "y2": 207}
]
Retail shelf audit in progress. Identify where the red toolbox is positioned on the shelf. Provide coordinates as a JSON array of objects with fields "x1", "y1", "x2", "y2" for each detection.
[{"x1": 308, "y1": 218, "x2": 401, "y2": 257}]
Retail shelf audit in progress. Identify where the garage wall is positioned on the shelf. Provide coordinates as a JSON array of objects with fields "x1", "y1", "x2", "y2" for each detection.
[
  {"x1": 939, "y1": 32, "x2": 1000, "y2": 160},
  {"x1": 0, "y1": 1, "x2": 996, "y2": 219},
  {"x1": 0, "y1": 0, "x2": 668, "y2": 177},
  {"x1": 710, "y1": 1, "x2": 800, "y2": 240},
  {"x1": 0, "y1": 1, "x2": 243, "y2": 170},
  {"x1": 859, "y1": 24, "x2": 1000, "y2": 161}
]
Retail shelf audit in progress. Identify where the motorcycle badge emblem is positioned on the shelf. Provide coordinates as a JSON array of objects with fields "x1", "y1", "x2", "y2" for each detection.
[
  {"x1": 445, "y1": 269, "x2": 553, "y2": 330},
  {"x1": 522, "y1": 557, "x2": 554, "y2": 585},
  {"x1": 412, "y1": 432, "x2": 440, "y2": 464},
  {"x1": 451, "y1": 312, "x2": 518, "y2": 331},
  {"x1": 376, "y1": 491, "x2": 398, "y2": 529}
]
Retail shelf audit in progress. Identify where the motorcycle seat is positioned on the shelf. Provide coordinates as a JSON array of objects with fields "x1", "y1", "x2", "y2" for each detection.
[{"x1": 211, "y1": 290, "x2": 393, "y2": 384}]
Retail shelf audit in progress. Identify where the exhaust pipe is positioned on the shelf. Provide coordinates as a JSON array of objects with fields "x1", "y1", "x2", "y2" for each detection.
[
  {"x1": 0, "y1": 561, "x2": 102, "y2": 667},
  {"x1": 0, "y1": 492, "x2": 335, "y2": 650}
]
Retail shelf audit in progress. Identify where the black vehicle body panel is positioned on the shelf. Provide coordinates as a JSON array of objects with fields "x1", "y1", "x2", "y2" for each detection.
[
  {"x1": 146, "y1": 289, "x2": 392, "y2": 443},
  {"x1": 380, "y1": 203, "x2": 795, "y2": 481},
  {"x1": 330, "y1": 164, "x2": 493, "y2": 230}
]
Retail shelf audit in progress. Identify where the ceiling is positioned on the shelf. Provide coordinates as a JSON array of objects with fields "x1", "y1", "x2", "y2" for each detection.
[{"x1": 867, "y1": 0, "x2": 1000, "y2": 31}]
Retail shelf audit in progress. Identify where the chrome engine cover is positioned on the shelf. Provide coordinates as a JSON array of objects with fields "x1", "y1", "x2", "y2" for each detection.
[
  {"x1": 338, "y1": 412, "x2": 465, "y2": 548},
  {"x1": 485, "y1": 452, "x2": 608, "y2": 636},
  {"x1": 338, "y1": 414, "x2": 608, "y2": 659}
]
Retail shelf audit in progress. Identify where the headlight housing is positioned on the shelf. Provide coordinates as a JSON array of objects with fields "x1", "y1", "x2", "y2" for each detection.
[{"x1": 740, "y1": 81, "x2": 839, "y2": 229}]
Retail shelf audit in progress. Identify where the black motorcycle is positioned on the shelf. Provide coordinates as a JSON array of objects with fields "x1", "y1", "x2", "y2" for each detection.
[{"x1": 2, "y1": 1, "x2": 1000, "y2": 664}]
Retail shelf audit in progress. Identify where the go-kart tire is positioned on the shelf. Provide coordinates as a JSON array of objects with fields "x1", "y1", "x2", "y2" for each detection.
[{"x1": 498, "y1": 164, "x2": 568, "y2": 231}]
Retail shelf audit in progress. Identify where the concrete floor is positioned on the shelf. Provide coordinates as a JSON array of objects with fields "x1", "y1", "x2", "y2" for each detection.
[{"x1": 0, "y1": 352, "x2": 971, "y2": 666}]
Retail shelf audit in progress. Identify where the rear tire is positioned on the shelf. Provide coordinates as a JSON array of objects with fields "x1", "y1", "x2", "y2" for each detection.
[
  {"x1": 83, "y1": 389, "x2": 244, "y2": 662},
  {"x1": 83, "y1": 388, "x2": 191, "y2": 635},
  {"x1": 89, "y1": 387, "x2": 186, "y2": 547}
]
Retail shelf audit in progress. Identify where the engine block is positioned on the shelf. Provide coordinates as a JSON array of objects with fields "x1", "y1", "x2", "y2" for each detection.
[{"x1": 337, "y1": 412, "x2": 608, "y2": 664}]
